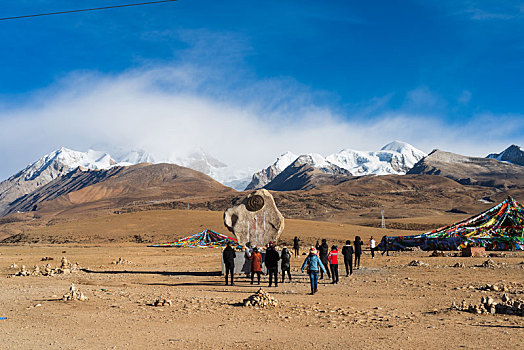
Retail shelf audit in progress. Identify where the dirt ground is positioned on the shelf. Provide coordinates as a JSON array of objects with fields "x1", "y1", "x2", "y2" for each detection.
[{"x1": 0, "y1": 243, "x2": 523, "y2": 349}]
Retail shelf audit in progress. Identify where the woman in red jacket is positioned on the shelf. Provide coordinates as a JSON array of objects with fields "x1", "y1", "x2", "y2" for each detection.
[
  {"x1": 249, "y1": 247, "x2": 263, "y2": 285},
  {"x1": 327, "y1": 245, "x2": 339, "y2": 284}
]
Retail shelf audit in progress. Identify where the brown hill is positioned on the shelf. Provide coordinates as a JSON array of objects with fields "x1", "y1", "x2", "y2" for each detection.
[
  {"x1": 108, "y1": 173, "x2": 524, "y2": 229},
  {"x1": 7, "y1": 163, "x2": 236, "y2": 217},
  {"x1": 407, "y1": 149, "x2": 524, "y2": 188},
  {"x1": 265, "y1": 162, "x2": 351, "y2": 191}
]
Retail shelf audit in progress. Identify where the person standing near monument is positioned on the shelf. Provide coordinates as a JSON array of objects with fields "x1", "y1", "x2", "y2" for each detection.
[
  {"x1": 243, "y1": 242, "x2": 253, "y2": 277},
  {"x1": 249, "y1": 247, "x2": 263, "y2": 285},
  {"x1": 354, "y1": 236, "x2": 363, "y2": 269},
  {"x1": 327, "y1": 245, "x2": 339, "y2": 284},
  {"x1": 342, "y1": 240, "x2": 354, "y2": 276},
  {"x1": 280, "y1": 246, "x2": 292, "y2": 283},
  {"x1": 301, "y1": 247, "x2": 327, "y2": 294},
  {"x1": 222, "y1": 242, "x2": 236, "y2": 286},
  {"x1": 370, "y1": 236, "x2": 376, "y2": 259},
  {"x1": 265, "y1": 242, "x2": 280, "y2": 287},
  {"x1": 318, "y1": 239, "x2": 331, "y2": 280},
  {"x1": 293, "y1": 236, "x2": 300, "y2": 257}
]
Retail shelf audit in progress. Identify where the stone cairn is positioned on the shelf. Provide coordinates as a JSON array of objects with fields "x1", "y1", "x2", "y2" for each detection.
[
  {"x1": 111, "y1": 257, "x2": 132, "y2": 265},
  {"x1": 477, "y1": 283, "x2": 509, "y2": 292},
  {"x1": 408, "y1": 260, "x2": 428, "y2": 267},
  {"x1": 451, "y1": 294, "x2": 524, "y2": 316},
  {"x1": 152, "y1": 298, "x2": 173, "y2": 307},
  {"x1": 62, "y1": 283, "x2": 88, "y2": 302},
  {"x1": 243, "y1": 288, "x2": 279, "y2": 308},
  {"x1": 479, "y1": 259, "x2": 498, "y2": 268},
  {"x1": 13, "y1": 257, "x2": 80, "y2": 277}
]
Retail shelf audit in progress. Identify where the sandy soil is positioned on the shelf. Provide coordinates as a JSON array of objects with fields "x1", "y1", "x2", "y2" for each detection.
[{"x1": 0, "y1": 244, "x2": 522, "y2": 349}]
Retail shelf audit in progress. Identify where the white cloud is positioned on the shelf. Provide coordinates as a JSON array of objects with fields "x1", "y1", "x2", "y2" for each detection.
[{"x1": 0, "y1": 62, "x2": 522, "y2": 181}]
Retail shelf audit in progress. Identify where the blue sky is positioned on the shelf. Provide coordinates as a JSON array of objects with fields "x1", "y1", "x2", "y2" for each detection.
[{"x1": 0, "y1": 0, "x2": 523, "y2": 179}]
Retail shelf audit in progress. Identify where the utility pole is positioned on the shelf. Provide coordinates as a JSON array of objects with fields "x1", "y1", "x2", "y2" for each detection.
[{"x1": 381, "y1": 209, "x2": 386, "y2": 229}]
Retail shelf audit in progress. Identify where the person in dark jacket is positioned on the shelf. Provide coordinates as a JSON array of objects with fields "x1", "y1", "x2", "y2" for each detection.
[
  {"x1": 318, "y1": 239, "x2": 331, "y2": 279},
  {"x1": 264, "y1": 241, "x2": 280, "y2": 287},
  {"x1": 381, "y1": 235, "x2": 390, "y2": 256},
  {"x1": 280, "y1": 247, "x2": 292, "y2": 283},
  {"x1": 222, "y1": 243, "x2": 236, "y2": 285},
  {"x1": 293, "y1": 236, "x2": 300, "y2": 257},
  {"x1": 342, "y1": 240, "x2": 354, "y2": 276},
  {"x1": 354, "y1": 236, "x2": 363, "y2": 269}
]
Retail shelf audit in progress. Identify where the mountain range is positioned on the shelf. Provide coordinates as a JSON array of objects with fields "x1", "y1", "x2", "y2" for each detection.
[{"x1": 0, "y1": 143, "x2": 523, "y2": 217}]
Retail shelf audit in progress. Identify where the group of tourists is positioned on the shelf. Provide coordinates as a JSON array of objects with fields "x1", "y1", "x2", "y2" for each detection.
[{"x1": 223, "y1": 235, "x2": 386, "y2": 294}]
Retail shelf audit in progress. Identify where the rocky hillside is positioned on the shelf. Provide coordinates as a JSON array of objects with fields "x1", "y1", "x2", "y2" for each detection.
[
  {"x1": 408, "y1": 150, "x2": 524, "y2": 188},
  {"x1": 487, "y1": 145, "x2": 524, "y2": 166},
  {"x1": 4, "y1": 163, "x2": 236, "y2": 216},
  {"x1": 0, "y1": 148, "x2": 116, "y2": 216}
]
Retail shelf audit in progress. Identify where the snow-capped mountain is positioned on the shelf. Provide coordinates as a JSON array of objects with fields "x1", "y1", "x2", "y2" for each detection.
[
  {"x1": 245, "y1": 141, "x2": 426, "y2": 190},
  {"x1": 293, "y1": 154, "x2": 351, "y2": 175},
  {"x1": 0, "y1": 147, "x2": 117, "y2": 216},
  {"x1": 487, "y1": 145, "x2": 524, "y2": 167},
  {"x1": 116, "y1": 149, "x2": 252, "y2": 190},
  {"x1": 245, "y1": 152, "x2": 298, "y2": 190},
  {"x1": 117, "y1": 149, "x2": 156, "y2": 165},
  {"x1": 327, "y1": 141, "x2": 427, "y2": 176},
  {"x1": 0, "y1": 146, "x2": 253, "y2": 216}
]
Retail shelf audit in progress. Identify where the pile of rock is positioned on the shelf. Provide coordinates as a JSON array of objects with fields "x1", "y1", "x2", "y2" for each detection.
[
  {"x1": 152, "y1": 298, "x2": 173, "y2": 307},
  {"x1": 14, "y1": 265, "x2": 31, "y2": 276},
  {"x1": 243, "y1": 288, "x2": 278, "y2": 308},
  {"x1": 452, "y1": 294, "x2": 523, "y2": 316},
  {"x1": 62, "y1": 283, "x2": 88, "y2": 302},
  {"x1": 480, "y1": 259, "x2": 497, "y2": 268},
  {"x1": 408, "y1": 260, "x2": 428, "y2": 267},
  {"x1": 13, "y1": 257, "x2": 80, "y2": 277},
  {"x1": 430, "y1": 250, "x2": 447, "y2": 257},
  {"x1": 477, "y1": 283, "x2": 509, "y2": 292},
  {"x1": 111, "y1": 257, "x2": 132, "y2": 265},
  {"x1": 452, "y1": 262, "x2": 466, "y2": 268}
]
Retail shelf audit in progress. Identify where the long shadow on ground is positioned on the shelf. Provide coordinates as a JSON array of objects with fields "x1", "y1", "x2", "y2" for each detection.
[{"x1": 80, "y1": 269, "x2": 221, "y2": 277}]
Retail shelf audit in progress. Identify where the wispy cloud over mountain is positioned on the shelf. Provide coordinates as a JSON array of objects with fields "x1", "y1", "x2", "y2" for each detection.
[{"x1": 0, "y1": 31, "x2": 522, "y2": 181}]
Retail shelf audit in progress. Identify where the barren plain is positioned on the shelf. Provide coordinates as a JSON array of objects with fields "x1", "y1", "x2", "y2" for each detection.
[{"x1": 0, "y1": 210, "x2": 523, "y2": 349}]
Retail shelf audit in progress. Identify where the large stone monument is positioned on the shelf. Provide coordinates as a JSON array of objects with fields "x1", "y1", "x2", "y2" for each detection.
[{"x1": 224, "y1": 189, "x2": 284, "y2": 247}]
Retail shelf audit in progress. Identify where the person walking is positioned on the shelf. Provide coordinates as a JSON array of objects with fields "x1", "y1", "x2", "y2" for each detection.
[
  {"x1": 293, "y1": 236, "x2": 300, "y2": 257},
  {"x1": 222, "y1": 242, "x2": 236, "y2": 286},
  {"x1": 318, "y1": 239, "x2": 331, "y2": 280},
  {"x1": 381, "y1": 235, "x2": 389, "y2": 256},
  {"x1": 249, "y1": 247, "x2": 263, "y2": 285},
  {"x1": 342, "y1": 240, "x2": 354, "y2": 276},
  {"x1": 281, "y1": 246, "x2": 292, "y2": 283},
  {"x1": 328, "y1": 245, "x2": 339, "y2": 284},
  {"x1": 354, "y1": 236, "x2": 363, "y2": 269},
  {"x1": 301, "y1": 247, "x2": 327, "y2": 294},
  {"x1": 265, "y1": 241, "x2": 280, "y2": 287},
  {"x1": 370, "y1": 236, "x2": 376, "y2": 259},
  {"x1": 315, "y1": 240, "x2": 320, "y2": 250}
]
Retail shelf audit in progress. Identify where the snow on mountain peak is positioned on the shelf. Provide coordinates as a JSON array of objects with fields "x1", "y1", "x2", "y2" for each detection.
[
  {"x1": 246, "y1": 141, "x2": 427, "y2": 190},
  {"x1": 274, "y1": 151, "x2": 298, "y2": 171},
  {"x1": 327, "y1": 141, "x2": 426, "y2": 176}
]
